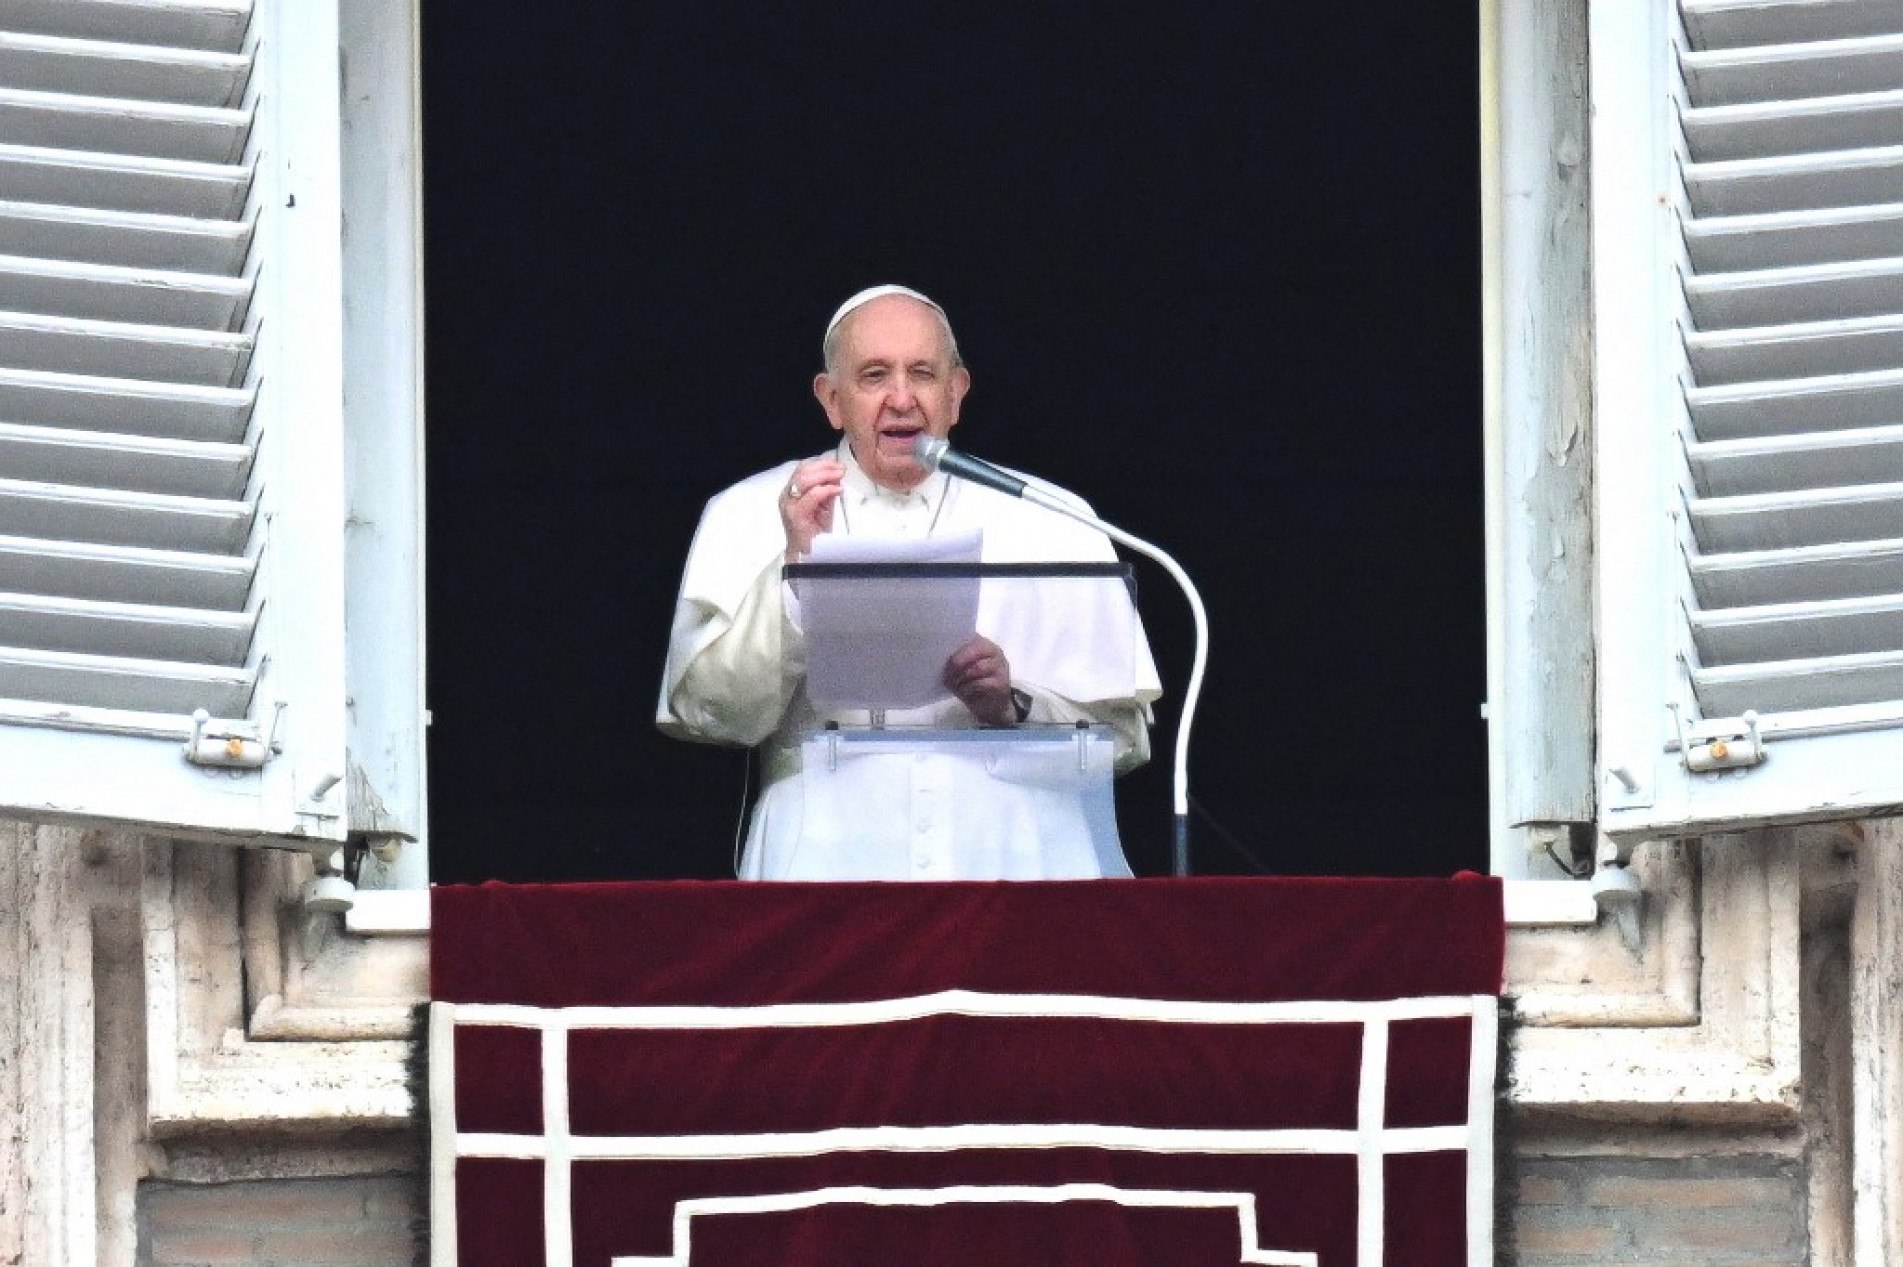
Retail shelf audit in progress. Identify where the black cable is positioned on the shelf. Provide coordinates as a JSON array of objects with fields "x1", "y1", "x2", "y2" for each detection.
[
  {"x1": 1187, "y1": 793, "x2": 1273, "y2": 875},
  {"x1": 1542, "y1": 840, "x2": 1591, "y2": 880},
  {"x1": 731, "y1": 747, "x2": 756, "y2": 878}
]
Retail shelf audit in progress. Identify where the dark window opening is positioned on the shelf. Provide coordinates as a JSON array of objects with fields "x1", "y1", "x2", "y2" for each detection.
[{"x1": 422, "y1": 5, "x2": 1485, "y2": 882}]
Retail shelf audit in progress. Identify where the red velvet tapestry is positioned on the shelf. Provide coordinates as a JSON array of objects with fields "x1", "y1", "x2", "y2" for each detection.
[{"x1": 429, "y1": 876, "x2": 1504, "y2": 1267}]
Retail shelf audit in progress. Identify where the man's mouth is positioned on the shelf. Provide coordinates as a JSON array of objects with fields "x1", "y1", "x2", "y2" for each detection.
[{"x1": 878, "y1": 424, "x2": 925, "y2": 451}]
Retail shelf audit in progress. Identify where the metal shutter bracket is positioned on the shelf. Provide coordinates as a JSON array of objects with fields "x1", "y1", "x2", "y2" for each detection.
[
  {"x1": 1670, "y1": 702, "x2": 1766, "y2": 772},
  {"x1": 183, "y1": 700, "x2": 281, "y2": 769}
]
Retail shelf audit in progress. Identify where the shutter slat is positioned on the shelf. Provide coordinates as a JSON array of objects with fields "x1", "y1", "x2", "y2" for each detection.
[
  {"x1": 0, "y1": 366, "x2": 251, "y2": 441},
  {"x1": 1690, "y1": 421, "x2": 1903, "y2": 495},
  {"x1": 0, "y1": 644, "x2": 252, "y2": 714},
  {"x1": 1694, "y1": 592, "x2": 1903, "y2": 662},
  {"x1": 0, "y1": 251, "x2": 247, "y2": 325},
  {"x1": 1686, "y1": 201, "x2": 1903, "y2": 271},
  {"x1": 0, "y1": 477, "x2": 251, "y2": 552},
  {"x1": 0, "y1": 142, "x2": 249, "y2": 218},
  {"x1": 1683, "y1": 0, "x2": 1903, "y2": 52},
  {"x1": 1686, "y1": 254, "x2": 1903, "y2": 327},
  {"x1": 0, "y1": 87, "x2": 250, "y2": 164},
  {"x1": 1685, "y1": 145, "x2": 1903, "y2": 217},
  {"x1": 1684, "y1": 88, "x2": 1903, "y2": 161},
  {"x1": 0, "y1": 421, "x2": 250, "y2": 497},
  {"x1": 0, "y1": 0, "x2": 254, "y2": 53},
  {"x1": 0, "y1": 533, "x2": 252, "y2": 609},
  {"x1": 0, "y1": 32, "x2": 251, "y2": 107},
  {"x1": 0, "y1": 310, "x2": 251, "y2": 386},
  {"x1": 1688, "y1": 366, "x2": 1903, "y2": 439},
  {"x1": 1691, "y1": 481, "x2": 1903, "y2": 552},
  {"x1": 0, "y1": 590, "x2": 251, "y2": 663},
  {"x1": 1694, "y1": 648, "x2": 1903, "y2": 713},
  {"x1": 1687, "y1": 313, "x2": 1903, "y2": 384},
  {"x1": 0, "y1": 252, "x2": 248, "y2": 327},
  {"x1": 1692, "y1": 537, "x2": 1903, "y2": 607},
  {"x1": 0, "y1": 199, "x2": 251, "y2": 272},
  {"x1": 1683, "y1": 33, "x2": 1903, "y2": 105}
]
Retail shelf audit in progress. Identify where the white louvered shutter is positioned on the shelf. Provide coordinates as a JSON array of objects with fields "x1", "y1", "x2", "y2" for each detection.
[
  {"x1": 0, "y1": 0, "x2": 422, "y2": 850},
  {"x1": 1595, "y1": 0, "x2": 1903, "y2": 839}
]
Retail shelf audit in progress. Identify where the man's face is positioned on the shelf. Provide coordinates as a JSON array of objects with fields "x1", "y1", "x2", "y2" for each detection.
[{"x1": 813, "y1": 296, "x2": 970, "y2": 491}]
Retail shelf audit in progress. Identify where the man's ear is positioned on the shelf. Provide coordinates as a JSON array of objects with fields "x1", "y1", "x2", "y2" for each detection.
[
  {"x1": 947, "y1": 366, "x2": 972, "y2": 429},
  {"x1": 813, "y1": 373, "x2": 844, "y2": 432}
]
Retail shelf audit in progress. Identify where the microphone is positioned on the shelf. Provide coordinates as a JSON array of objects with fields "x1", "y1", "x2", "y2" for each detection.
[{"x1": 913, "y1": 435, "x2": 1026, "y2": 498}]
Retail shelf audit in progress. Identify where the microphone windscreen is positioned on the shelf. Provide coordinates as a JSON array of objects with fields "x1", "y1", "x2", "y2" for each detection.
[{"x1": 914, "y1": 435, "x2": 949, "y2": 471}]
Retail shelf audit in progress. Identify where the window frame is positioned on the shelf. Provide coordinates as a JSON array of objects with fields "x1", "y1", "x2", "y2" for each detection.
[{"x1": 1484, "y1": 0, "x2": 1599, "y2": 879}]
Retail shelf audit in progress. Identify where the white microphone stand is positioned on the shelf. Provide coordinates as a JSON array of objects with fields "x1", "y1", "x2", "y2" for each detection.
[
  {"x1": 914, "y1": 439, "x2": 1209, "y2": 875},
  {"x1": 1016, "y1": 485, "x2": 1210, "y2": 877}
]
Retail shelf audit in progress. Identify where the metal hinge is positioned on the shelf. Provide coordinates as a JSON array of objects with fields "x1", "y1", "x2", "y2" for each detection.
[
  {"x1": 183, "y1": 702, "x2": 285, "y2": 770},
  {"x1": 1670, "y1": 703, "x2": 1765, "y2": 773}
]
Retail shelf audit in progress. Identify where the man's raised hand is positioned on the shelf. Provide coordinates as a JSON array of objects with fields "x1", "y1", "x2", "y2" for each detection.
[{"x1": 780, "y1": 457, "x2": 844, "y2": 563}]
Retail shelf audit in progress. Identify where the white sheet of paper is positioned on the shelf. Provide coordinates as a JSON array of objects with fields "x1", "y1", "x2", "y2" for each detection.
[{"x1": 800, "y1": 529, "x2": 983, "y2": 710}]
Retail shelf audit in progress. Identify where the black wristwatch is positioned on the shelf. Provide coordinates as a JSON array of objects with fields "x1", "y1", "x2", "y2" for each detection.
[{"x1": 1010, "y1": 687, "x2": 1033, "y2": 723}]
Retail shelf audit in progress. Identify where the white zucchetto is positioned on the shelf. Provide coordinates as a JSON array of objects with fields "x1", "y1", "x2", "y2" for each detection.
[{"x1": 823, "y1": 284, "x2": 945, "y2": 348}]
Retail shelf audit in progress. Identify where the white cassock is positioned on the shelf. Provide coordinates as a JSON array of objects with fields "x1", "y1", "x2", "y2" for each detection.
[{"x1": 657, "y1": 442, "x2": 1163, "y2": 880}]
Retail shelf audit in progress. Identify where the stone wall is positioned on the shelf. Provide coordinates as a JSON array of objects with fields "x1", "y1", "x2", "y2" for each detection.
[
  {"x1": 1505, "y1": 1154, "x2": 1808, "y2": 1265},
  {"x1": 140, "y1": 1175, "x2": 423, "y2": 1267},
  {"x1": 0, "y1": 824, "x2": 426, "y2": 1264}
]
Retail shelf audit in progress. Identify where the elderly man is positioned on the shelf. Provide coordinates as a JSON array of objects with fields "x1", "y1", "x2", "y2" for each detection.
[{"x1": 657, "y1": 285, "x2": 1160, "y2": 879}]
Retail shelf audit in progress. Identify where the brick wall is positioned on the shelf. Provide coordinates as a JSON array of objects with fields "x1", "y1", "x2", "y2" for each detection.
[
  {"x1": 139, "y1": 1175, "x2": 423, "y2": 1267},
  {"x1": 1506, "y1": 1155, "x2": 1808, "y2": 1265}
]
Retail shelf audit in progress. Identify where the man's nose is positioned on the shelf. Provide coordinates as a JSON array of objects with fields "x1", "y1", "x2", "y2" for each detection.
[{"x1": 886, "y1": 372, "x2": 919, "y2": 410}]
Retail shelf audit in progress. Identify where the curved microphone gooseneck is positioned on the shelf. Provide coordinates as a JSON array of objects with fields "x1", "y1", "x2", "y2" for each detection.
[{"x1": 915, "y1": 436, "x2": 1209, "y2": 877}]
